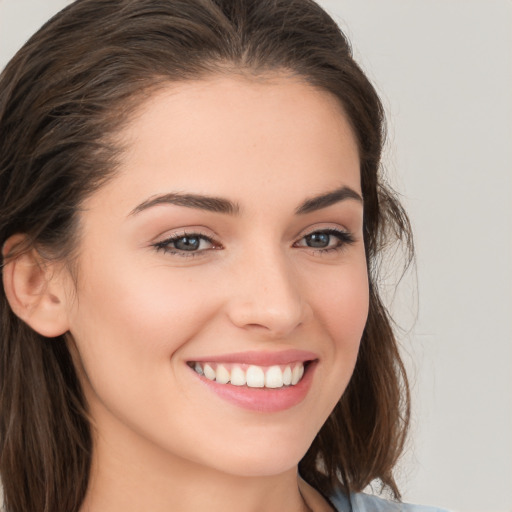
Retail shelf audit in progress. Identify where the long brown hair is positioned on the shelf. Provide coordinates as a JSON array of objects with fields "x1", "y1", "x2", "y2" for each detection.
[{"x1": 0, "y1": 1, "x2": 413, "y2": 510}]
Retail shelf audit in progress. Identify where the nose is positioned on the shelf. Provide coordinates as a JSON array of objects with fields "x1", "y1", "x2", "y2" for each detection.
[{"x1": 225, "y1": 248, "x2": 309, "y2": 339}]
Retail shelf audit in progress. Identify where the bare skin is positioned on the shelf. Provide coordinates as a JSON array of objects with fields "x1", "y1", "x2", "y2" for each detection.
[{"x1": 4, "y1": 74, "x2": 364, "y2": 512}]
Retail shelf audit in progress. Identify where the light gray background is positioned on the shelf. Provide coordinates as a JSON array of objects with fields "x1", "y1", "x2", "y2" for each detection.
[{"x1": 1, "y1": 1, "x2": 511, "y2": 511}]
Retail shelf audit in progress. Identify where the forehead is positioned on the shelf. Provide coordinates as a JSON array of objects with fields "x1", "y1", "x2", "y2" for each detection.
[{"x1": 86, "y1": 74, "x2": 361, "y2": 216}]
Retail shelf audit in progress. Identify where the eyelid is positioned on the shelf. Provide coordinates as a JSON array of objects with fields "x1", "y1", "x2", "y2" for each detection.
[
  {"x1": 149, "y1": 224, "x2": 356, "y2": 258},
  {"x1": 152, "y1": 226, "x2": 218, "y2": 244},
  {"x1": 293, "y1": 226, "x2": 356, "y2": 252},
  {"x1": 294, "y1": 223, "x2": 353, "y2": 240},
  {"x1": 152, "y1": 229, "x2": 222, "y2": 256}
]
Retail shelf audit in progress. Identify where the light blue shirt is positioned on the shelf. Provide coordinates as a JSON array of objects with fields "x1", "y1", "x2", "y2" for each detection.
[{"x1": 330, "y1": 491, "x2": 450, "y2": 512}]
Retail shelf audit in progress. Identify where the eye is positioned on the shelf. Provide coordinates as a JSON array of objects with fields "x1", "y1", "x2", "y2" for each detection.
[
  {"x1": 294, "y1": 228, "x2": 355, "y2": 252},
  {"x1": 153, "y1": 232, "x2": 218, "y2": 256}
]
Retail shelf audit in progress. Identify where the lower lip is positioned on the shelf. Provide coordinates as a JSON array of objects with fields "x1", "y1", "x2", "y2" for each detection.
[{"x1": 191, "y1": 362, "x2": 317, "y2": 413}]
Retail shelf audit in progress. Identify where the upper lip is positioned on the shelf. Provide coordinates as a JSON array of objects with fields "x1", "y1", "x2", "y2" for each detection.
[{"x1": 188, "y1": 349, "x2": 318, "y2": 366}]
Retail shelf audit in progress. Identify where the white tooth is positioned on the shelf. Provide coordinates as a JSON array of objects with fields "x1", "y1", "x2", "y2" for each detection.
[
  {"x1": 194, "y1": 362, "x2": 204, "y2": 376},
  {"x1": 265, "y1": 366, "x2": 284, "y2": 388},
  {"x1": 203, "y1": 364, "x2": 216, "y2": 381},
  {"x1": 291, "y1": 363, "x2": 304, "y2": 385},
  {"x1": 297, "y1": 364, "x2": 304, "y2": 381},
  {"x1": 283, "y1": 366, "x2": 292, "y2": 386},
  {"x1": 230, "y1": 365, "x2": 246, "y2": 386},
  {"x1": 216, "y1": 364, "x2": 230, "y2": 384},
  {"x1": 246, "y1": 365, "x2": 265, "y2": 388}
]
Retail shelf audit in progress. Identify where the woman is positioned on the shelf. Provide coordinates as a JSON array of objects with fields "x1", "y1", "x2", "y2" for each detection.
[{"x1": 0, "y1": 1, "x2": 444, "y2": 511}]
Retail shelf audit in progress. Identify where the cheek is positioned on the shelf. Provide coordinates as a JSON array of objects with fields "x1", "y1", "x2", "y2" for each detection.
[
  {"x1": 66, "y1": 259, "x2": 223, "y2": 443},
  {"x1": 304, "y1": 253, "x2": 369, "y2": 399},
  {"x1": 330, "y1": 279, "x2": 369, "y2": 350},
  {"x1": 307, "y1": 255, "x2": 369, "y2": 347},
  {"x1": 67, "y1": 257, "x2": 219, "y2": 382}
]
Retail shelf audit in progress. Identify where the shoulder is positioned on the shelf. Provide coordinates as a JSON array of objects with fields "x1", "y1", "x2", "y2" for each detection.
[{"x1": 329, "y1": 490, "x2": 451, "y2": 512}]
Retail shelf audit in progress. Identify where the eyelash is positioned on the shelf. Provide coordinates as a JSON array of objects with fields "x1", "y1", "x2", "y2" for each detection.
[
  {"x1": 153, "y1": 231, "x2": 218, "y2": 258},
  {"x1": 293, "y1": 228, "x2": 355, "y2": 254},
  {"x1": 152, "y1": 228, "x2": 355, "y2": 258}
]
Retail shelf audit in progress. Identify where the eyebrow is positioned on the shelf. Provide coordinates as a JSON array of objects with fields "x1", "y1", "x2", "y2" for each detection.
[
  {"x1": 129, "y1": 185, "x2": 362, "y2": 217},
  {"x1": 130, "y1": 192, "x2": 240, "y2": 216},
  {"x1": 295, "y1": 186, "x2": 363, "y2": 214}
]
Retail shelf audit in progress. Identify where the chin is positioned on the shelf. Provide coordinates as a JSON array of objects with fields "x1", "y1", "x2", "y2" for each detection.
[{"x1": 200, "y1": 434, "x2": 315, "y2": 478}]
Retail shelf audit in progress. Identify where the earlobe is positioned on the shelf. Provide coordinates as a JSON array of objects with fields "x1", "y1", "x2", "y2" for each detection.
[{"x1": 2, "y1": 235, "x2": 70, "y2": 338}]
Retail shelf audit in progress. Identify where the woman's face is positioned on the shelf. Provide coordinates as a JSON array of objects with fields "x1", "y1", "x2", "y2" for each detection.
[{"x1": 64, "y1": 75, "x2": 368, "y2": 477}]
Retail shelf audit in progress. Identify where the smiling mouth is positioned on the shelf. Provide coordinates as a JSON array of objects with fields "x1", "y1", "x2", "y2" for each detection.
[{"x1": 187, "y1": 361, "x2": 312, "y2": 389}]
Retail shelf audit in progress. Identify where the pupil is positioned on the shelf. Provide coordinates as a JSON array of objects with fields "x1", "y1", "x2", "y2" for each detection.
[
  {"x1": 175, "y1": 236, "x2": 200, "y2": 251},
  {"x1": 306, "y1": 233, "x2": 330, "y2": 248}
]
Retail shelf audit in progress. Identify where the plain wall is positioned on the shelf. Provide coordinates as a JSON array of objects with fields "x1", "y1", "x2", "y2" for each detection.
[{"x1": 1, "y1": 1, "x2": 511, "y2": 511}]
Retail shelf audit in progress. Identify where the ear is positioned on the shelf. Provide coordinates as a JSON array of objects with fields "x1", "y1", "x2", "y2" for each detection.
[{"x1": 2, "y1": 234, "x2": 71, "y2": 337}]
